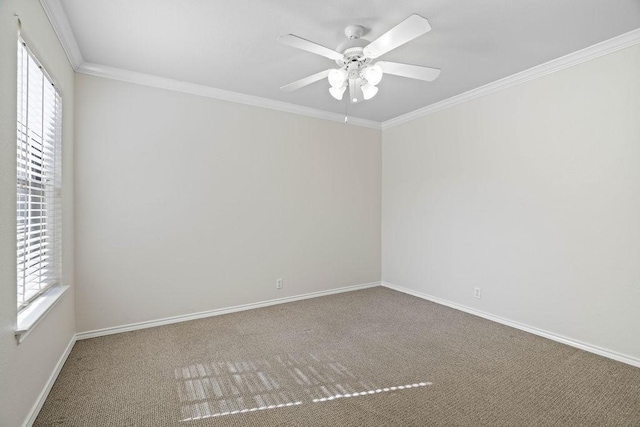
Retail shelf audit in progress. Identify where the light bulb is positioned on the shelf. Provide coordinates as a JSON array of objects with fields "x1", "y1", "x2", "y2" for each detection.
[
  {"x1": 361, "y1": 82, "x2": 378, "y2": 100},
  {"x1": 362, "y1": 64, "x2": 383, "y2": 86},
  {"x1": 329, "y1": 84, "x2": 347, "y2": 100},
  {"x1": 328, "y1": 69, "x2": 347, "y2": 88}
]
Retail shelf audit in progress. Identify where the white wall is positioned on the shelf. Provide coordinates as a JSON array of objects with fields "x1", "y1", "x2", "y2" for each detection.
[
  {"x1": 2, "y1": 5, "x2": 636, "y2": 421},
  {"x1": 0, "y1": 1, "x2": 76, "y2": 426},
  {"x1": 382, "y1": 44, "x2": 640, "y2": 361},
  {"x1": 74, "y1": 74, "x2": 381, "y2": 332}
]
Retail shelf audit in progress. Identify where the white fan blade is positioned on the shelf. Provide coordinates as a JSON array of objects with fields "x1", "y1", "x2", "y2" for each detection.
[
  {"x1": 377, "y1": 61, "x2": 441, "y2": 82},
  {"x1": 280, "y1": 69, "x2": 331, "y2": 92},
  {"x1": 363, "y1": 14, "x2": 432, "y2": 59},
  {"x1": 278, "y1": 34, "x2": 343, "y2": 61}
]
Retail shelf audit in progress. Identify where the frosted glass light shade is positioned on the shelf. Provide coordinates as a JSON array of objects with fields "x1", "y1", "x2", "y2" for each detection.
[
  {"x1": 329, "y1": 84, "x2": 347, "y2": 100},
  {"x1": 362, "y1": 64, "x2": 383, "y2": 86},
  {"x1": 328, "y1": 69, "x2": 348, "y2": 88},
  {"x1": 361, "y1": 83, "x2": 378, "y2": 100}
]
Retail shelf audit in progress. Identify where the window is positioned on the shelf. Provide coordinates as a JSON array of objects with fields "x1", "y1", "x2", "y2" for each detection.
[{"x1": 16, "y1": 39, "x2": 63, "y2": 312}]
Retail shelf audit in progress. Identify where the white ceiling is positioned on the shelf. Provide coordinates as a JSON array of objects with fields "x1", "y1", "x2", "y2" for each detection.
[{"x1": 52, "y1": 0, "x2": 640, "y2": 123}]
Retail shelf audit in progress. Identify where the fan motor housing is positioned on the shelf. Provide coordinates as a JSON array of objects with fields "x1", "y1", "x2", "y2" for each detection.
[
  {"x1": 336, "y1": 41, "x2": 370, "y2": 68},
  {"x1": 336, "y1": 25, "x2": 370, "y2": 69},
  {"x1": 337, "y1": 38, "x2": 368, "y2": 56}
]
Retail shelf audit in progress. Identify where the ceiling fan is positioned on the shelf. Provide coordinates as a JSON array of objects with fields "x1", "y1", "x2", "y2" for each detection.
[{"x1": 278, "y1": 14, "x2": 441, "y2": 103}]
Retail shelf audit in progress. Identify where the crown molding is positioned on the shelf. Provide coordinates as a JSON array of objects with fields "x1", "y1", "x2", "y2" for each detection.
[
  {"x1": 39, "y1": 0, "x2": 83, "y2": 69},
  {"x1": 40, "y1": 0, "x2": 639, "y2": 132},
  {"x1": 76, "y1": 62, "x2": 381, "y2": 130},
  {"x1": 381, "y1": 27, "x2": 640, "y2": 130},
  {"x1": 39, "y1": 0, "x2": 379, "y2": 129}
]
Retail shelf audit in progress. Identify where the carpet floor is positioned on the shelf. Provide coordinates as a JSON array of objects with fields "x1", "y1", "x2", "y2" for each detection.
[{"x1": 35, "y1": 287, "x2": 640, "y2": 426}]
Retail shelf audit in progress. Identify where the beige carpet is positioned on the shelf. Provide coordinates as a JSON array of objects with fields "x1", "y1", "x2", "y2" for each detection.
[{"x1": 35, "y1": 287, "x2": 640, "y2": 426}]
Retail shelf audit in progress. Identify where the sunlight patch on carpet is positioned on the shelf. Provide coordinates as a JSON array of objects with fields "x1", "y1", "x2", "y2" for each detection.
[{"x1": 175, "y1": 351, "x2": 433, "y2": 421}]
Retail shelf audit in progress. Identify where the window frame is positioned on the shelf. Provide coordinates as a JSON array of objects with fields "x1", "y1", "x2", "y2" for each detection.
[{"x1": 15, "y1": 37, "x2": 68, "y2": 343}]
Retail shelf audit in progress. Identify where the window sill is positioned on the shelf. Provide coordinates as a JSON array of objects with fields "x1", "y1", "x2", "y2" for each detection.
[{"x1": 15, "y1": 285, "x2": 69, "y2": 344}]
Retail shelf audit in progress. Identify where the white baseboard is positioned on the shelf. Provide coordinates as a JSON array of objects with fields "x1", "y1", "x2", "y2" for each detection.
[
  {"x1": 76, "y1": 282, "x2": 381, "y2": 340},
  {"x1": 22, "y1": 280, "x2": 638, "y2": 426},
  {"x1": 23, "y1": 333, "x2": 77, "y2": 427},
  {"x1": 382, "y1": 282, "x2": 640, "y2": 368}
]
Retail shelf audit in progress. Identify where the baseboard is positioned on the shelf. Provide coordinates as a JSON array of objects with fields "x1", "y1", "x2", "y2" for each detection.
[
  {"x1": 23, "y1": 333, "x2": 77, "y2": 427},
  {"x1": 77, "y1": 282, "x2": 381, "y2": 340},
  {"x1": 382, "y1": 282, "x2": 640, "y2": 368},
  {"x1": 21, "y1": 281, "x2": 638, "y2": 427}
]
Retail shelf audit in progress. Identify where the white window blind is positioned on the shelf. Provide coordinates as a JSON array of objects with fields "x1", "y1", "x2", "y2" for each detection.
[{"x1": 16, "y1": 39, "x2": 62, "y2": 312}]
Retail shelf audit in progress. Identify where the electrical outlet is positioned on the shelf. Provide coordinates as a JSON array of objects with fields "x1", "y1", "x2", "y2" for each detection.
[
  {"x1": 474, "y1": 287, "x2": 481, "y2": 299},
  {"x1": 276, "y1": 278, "x2": 283, "y2": 289}
]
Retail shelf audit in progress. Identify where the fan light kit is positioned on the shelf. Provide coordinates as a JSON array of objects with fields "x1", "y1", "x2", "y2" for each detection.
[{"x1": 278, "y1": 14, "x2": 441, "y2": 104}]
